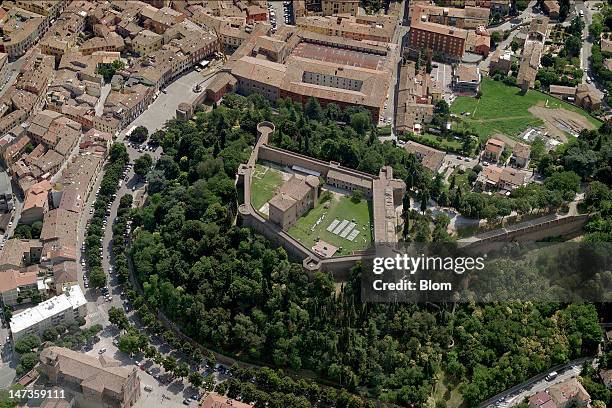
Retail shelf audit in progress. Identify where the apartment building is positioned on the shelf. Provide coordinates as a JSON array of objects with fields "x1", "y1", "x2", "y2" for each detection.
[
  {"x1": 304, "y1": 0, "x2": 359, "y2": 16},
  {"x1": 15, "y1": 1, "x2": 66, "y2": 19},
  {"x1": 296, "y1": 14, "x2": 396, "y2": 43},
  {"x1": 39, "y1": 10, "x2": 86, "y2": 58},
  {"x1": 404, "y1": 141, "x2": 445, "y2": 172},
  {"x1": 517, "y1": 40, "x2": 544, "y2": 91},
  {"x1": 410, "y1": 4, "x2": 490, "y2": 29},
  {"x1": 0, "y1": 8, "x2": 46, "y2": 59},
  {"x1": 452, "y1": 64, "x2": 481, "y2": 94},
  {"x1": 408, "y1": 21, "x2": 468, "y2": 61},
  {"x1": 130, "y1": 30, "x2": 163, "y2": 55},
  {"x1": 0, "y1": 238, "x2": 42, "y2": 270},
  {"x1": 489, "y1": 49, "x2": 512, "y2": 75},
  {"x1": 80, "y1": 33, "x2": 125, "y2": 55},
  {"x1": 52, "y1": 261, "x2": 77, "y2": 295},
  {"x1": 511, "y1": 143, "x2": 531, "y2": 168},
  {"x1": 482, "y1": 138, "x2": 505, "y2": 162},
  {"x1": 200, "y1": 394, "x2": 251, "y2": 408},
  {"x1": 10, "y1": 285, "x2": 86, "y2": 340},
  {"x1": 21, "y1": 180, "x2": 52, "y2": 225},
  {"x1": 139, "y1": 5, "x2": 185, "y2": 34}
]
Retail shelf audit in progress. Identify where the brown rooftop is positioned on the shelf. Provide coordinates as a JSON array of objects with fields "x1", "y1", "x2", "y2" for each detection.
[{"x1": 40, "y1": 346, "x2": 138, "y2": 396}]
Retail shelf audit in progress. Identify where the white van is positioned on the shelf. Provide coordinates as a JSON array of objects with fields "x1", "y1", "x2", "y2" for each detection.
[{"x1": 545, "y1": 371, "x2": 558, "y2": 381}]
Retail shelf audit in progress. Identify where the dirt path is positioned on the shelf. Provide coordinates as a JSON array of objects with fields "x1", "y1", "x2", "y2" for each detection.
[{"x1": 528, "y1": 106, "x2": 597, "y2": 141}]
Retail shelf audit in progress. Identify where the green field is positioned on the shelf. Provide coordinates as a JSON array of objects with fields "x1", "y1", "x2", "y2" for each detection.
[
  {"x1": 288, "y1": 194, "x2": 373, "y2": 255},
  {"x1": 414, "y1": 133, "x2": 463, "y2": 151},
  {"x1": 251, "y1": 163, "x2": 284, "y2": 212},
  {"x1": 451, "y1": 78, "x2": 601, "y2": 140}
]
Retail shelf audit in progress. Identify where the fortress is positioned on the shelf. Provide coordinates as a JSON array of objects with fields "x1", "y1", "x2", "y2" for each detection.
[{"x1": 237, "y1": 122, "x2": 406, "y2": 276}]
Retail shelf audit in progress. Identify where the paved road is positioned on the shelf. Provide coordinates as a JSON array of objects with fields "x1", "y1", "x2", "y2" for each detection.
[
  {"x1": 577, "y1": 1, "x2": 594, "y2": 73},
  {"x1": 483, "y1": 358, "x2": 589, "y2": 408},
  {"x1": 95, "y1": 84, "x2": 112, "y2": 117},
  {"x1": 75, "y1": 66, "x2": 223, "y2": 406},
  {"x1": 269, "y1": 0, "x2": 288, "y2": 28},
  {"x1": 380, "y1": 2, "x2": 410, "y2": 142},
  {"x1": 489, "y1": 0, "x2": 538, "y2": 33},
  {"x1": 117, "y1": 69, "x2": 218, "y2": 139},
  {"x1": 0, "y1": 53, "x2": 27, "y2": 99},
  {"x1": 80, "y1": 67, "x2": 215, "y2": 324}
]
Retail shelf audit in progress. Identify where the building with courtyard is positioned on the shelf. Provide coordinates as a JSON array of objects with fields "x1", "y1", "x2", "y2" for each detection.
[{"x1": 269, "y1": 174, "x2": 319, "y2": 230}]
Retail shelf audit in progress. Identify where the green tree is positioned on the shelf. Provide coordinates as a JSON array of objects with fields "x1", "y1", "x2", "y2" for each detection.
[
  {"x1": 14, "y1": 334, "x2": 41, "y2": 354},
  {"x1": 175, "y1": 362, "x2": 189, "y2": 381},
  {"x1": 89, "y1": 266, "x2": 107, "y2": 289},
  {"x1": 350, "y1": 112, "x2": 370, "y2": 136},
  {"x1": 162, "y1": 356, "x2": 177, "y2": 375},
  {"x1": 134, "y1": 154, "x2": 153, "y2": 178},
  {"x1": 564, "y1": 35, "x2": 582, "y2": 58},
  {"x1": 559, "y1": 0, "x2": 570, "y2": 21},
  {"x1": 304, "y1": 97, "x2": 323, "y2": 121},
  {"x1": 490, "y1": 31, "x2": 501, "y2": 46},
  {"x1": 589, "y1": 21, "x2": 603, "y2": 39},
  {"x1": 108, "y1": 306, "x2": 130, "y2": 330},
  {"x1": 130, "y1": 126, "x2": 149, "y2": 143},
  {"x1": 16, "y1": 352, "x2": 38, "y2": 375},
  {"x1": 189, "y1": 371, "x2": 203, "y2": 389}
]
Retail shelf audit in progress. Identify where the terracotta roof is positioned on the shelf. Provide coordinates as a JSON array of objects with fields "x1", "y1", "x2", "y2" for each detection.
[
  {"x1": 0, "y1": 268, "x2": 38, "y2": 293},
  {"x1": 512, "y1": 142, "x2": 530, "y2": 160},
  {"x1": 53, "y1": 261, "x2": 78, "y2": 285},
  {"x1": 485, "y1": 138, "x2": 505, "y2": 154},
  {"x1": 480, "y1": 165, "x2": 503, "y2": 184},
  {"x1": 411, "y1": 21, "x2": 468, "y2": 39},
  {"x1": 499, "y1": 168, "x2": 527, "y2": 187},
  {"x1": 40, "y1": 346, "x2": 137, "y2": 395},
  {"x1": 454, "y1": 64, "x2": 480, "y2": 83},
  {"x1": 199, "y1": 393, "x2": 251, "y2": 408},
  {"x1": 23, "y1": 180, "x2": 52, "y2": 212},
  {"x1": 404, "y1": 141, "x2": 444, "y2": 172},
  {"x1": 549, "y1": 85, "x2": 576, "y2": 95}
]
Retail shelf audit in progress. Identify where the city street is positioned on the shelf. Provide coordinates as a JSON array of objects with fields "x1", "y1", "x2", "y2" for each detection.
[
  {"x1": 117, "y1": 69, "x2": 219, "y2": 139},
  {"x1": 381, "y1": 0, "x2": 409, "y2": 136},
  {"x1": 80, "y1": 66, "x2": 221, "y2": 326},
  {"x1": 73, "y1": 64, "x2": 223, "y2": 406},
  {"x1": 0, "y1": 53, "x2": 27, "y2": 99},
  {"x1": 498, "y1": 365, "x2": 584, "y2": 407},
  {"x1": 489, "y1": 0, "x2": 538, "y2": 32},
  {"x1": 481, "y1": 358, "x2": 590, "y2": 408}
]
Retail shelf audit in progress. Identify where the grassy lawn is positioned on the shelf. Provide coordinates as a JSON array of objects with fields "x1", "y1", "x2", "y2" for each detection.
[
  {"x1": 288, "y1": 194, "x2": 373, "y2": 255},
  {"x1": 451, "y1": 78, "x2": 601, "y2": 140},
  {"x1": 251, "y1": 163, "x2": 284, "y2": 212},
  {"x1": 416, "y1": 133, "x2": 463, "y2": 151},
  {"x1": 430, "y1": 372, "x2": 464, "y2": 408},
  {"x1": 451, "y1": 169, "x2": 471, "y2": 190}
]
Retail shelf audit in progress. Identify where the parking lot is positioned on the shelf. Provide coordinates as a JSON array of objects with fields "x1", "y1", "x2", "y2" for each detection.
[
  {"x1": 430, "y1": 62, "x2": 454, "y2": 103},
  {"x1": 268, "y1": 0, "x2": 294, "y2": 32},
  {"x1": 85, "y1": 323, "x2": 226, "y2": 408}
]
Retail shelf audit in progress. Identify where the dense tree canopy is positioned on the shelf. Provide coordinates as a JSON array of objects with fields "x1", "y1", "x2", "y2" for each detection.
[{"x1": 128, "y1": 94, "x2": 604, "y2": 407}]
